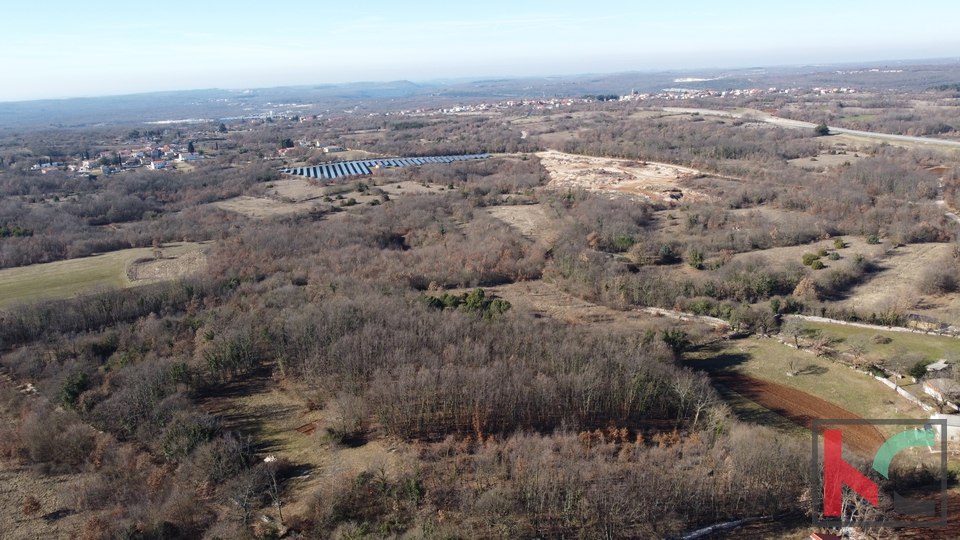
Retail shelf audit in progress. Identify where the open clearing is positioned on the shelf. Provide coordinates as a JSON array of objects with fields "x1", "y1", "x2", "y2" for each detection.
[
  {"x1": 214, "y1": 180, "x2": 448, "y2": 219},
  {"x1": 458, "y1": 280, "x2": 718, "y2": 338},
  {"x1": 688, "y1": 338, "x2": 927, "y2": 431},
  {"x1": 714, "y1": 371, "x2": 887, "y2": 455},
  {"x1": 801, "y1": 320, "x2": 960, "y2": 364},
  {"x1": 0, "y1": 242, "x2": 208, "y2": 307},
  {"x1": 536, "y1": 150, "x2": 713, "y2": 203},
  {"x1": 485, "y1": 204, "x2": 554, "y2": 241},
  {"x1": 721, "y1": 235, "x2": 885, "y2": 272},
  {"x1": 717, "y1": 237, "x2": 960, "y2": 326},
  {"x1": 213, "y1": 195, "x2": 323, "y2": 218},
  {"x1": 836, "y1": 242, "x2": 960, "y2": 324},
  {"x1": 788, "y1": 149, "x2": 867, "y2": 169}
]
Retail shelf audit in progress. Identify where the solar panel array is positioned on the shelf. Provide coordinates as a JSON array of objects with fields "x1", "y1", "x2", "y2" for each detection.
[{"x1": 281, "y1": 154, "x2": 491, "y2": 180}]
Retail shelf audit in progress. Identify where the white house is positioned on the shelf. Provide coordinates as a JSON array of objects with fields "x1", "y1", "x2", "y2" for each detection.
[
  {"x1": 924, "y1": 379, "x2": 960, "y2": 411},
  {"x1": 930, "y1": 413, "x2": 960, "y2": 443},
  {"x1": 177, "y1": 153, "x2": 201, "y2": 162},
  {"x1": 150, "y1": 161, "x2": 167, "y2": 170}
]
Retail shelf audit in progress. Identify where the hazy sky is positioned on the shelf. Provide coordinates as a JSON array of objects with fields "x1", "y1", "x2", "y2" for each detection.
[{"x1": 3, "y1": 0, "x2": 960, "y2": 102}]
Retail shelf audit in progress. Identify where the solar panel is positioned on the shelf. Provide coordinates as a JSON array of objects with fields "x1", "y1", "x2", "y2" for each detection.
[
  {"x1": 348, "y1": 162, "x2": 361, "y2": 175},
  {"x1": 357, "y1": 163, "x2": 371, "y2": 175}
]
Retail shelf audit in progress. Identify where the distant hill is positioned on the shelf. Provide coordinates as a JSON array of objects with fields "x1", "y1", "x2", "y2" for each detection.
[{"x1": 3, "y1": 59, "x2": 960, "y2": 127}]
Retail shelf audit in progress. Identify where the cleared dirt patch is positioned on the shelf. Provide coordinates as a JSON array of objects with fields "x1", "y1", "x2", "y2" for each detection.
[
  {"x1": 536, "y1": 150, "x2": 711, "y2": 203},
  {"x1": 485, "y1": 205, "x2": 553, "y2": 241}
]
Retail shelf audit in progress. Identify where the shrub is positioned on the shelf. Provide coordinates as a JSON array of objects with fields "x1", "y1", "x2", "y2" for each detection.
[
  {"x1": 817, "y1": 249, "x2": 828, "y2": 257},
  {"x1": 834, "y1": 238, "x2": 845, "y2": 249},
  {"x1": 801, "y1": 253, "x2": 820, "y2": 266},
  {"x1": 810, "y1": 260, "x2": 825, "y2": 270},
  {"x1": 160, "y1": 412, "x2": 222, "y2": 462},
  {"x1": 872, "y1": 334, "x2": 892, "y2": 344},
  {"x1": 866, "y1": 235, "x2": 880, "y2": 244},
  {"x1": 659, "y1": 245, "x2": 677, "y2": 264},
  {"x1": 917, "y1": 261, "x2": 959, "y2": 294},
  {"x1": 686, "y1": 248, "x2": 704, "y2": 269},
  {"x1": 907, "y1": 360, "x2": 932, "y2": 380},
  {"x1": 827, "y1": 252, "x2": 840, "y2": 260}
]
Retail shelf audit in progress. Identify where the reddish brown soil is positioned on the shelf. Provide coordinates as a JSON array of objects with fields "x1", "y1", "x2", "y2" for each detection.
[
  {"x1": 713, "y1": 372, "x2": 887, "y2": 456},
  {"x1": 895, "y1": 492, "x2": 960, "y2": 539}
]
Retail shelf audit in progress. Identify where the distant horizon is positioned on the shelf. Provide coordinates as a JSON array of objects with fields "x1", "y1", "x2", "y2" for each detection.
[
  {"x1": 2, "y1": 56, "x2": 960, "y2": 106},
  {"x1": 4, "y1": 0, "x2": 960, "y2": 103}
]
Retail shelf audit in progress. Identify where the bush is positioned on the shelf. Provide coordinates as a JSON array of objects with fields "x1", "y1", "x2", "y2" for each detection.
[
  {"x1": 834, "y1": 238, "x2": 845, "y2": 249},
  {"x1": 827, "y1": 252, "x2": 840, "y2": 260},
  {"x1": 907, "y1": 360, "x2": 932, "y2": 380},
  {"x1": 160, "y1": 412, "x2": 222, "y2": 462},
  {"x1": 866, "y1": 235, "x2": 880, "y2": 245},
  {"x1": 810, "y1": 260, "x2": 825, "y2": 270},
  {"x1": 802, "y1": 253, "x2": 820, "y2": 266},
  {"x1": 917, "y1": 261, "x2": 959, "y2": 294},
  {"x1": 817, "y1": 249, "x2": 828, "y2": 257},
  {"x1": 686, "y1": 248, "x2": 704, "y2": 270}
]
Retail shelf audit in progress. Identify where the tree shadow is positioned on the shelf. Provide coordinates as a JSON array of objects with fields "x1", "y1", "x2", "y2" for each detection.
[
  {"x1": 686, "y1": 342, "x2": 751, "y2": 372},
  {"x1": 793, "y1": 364, "x2": 829, "y2": 376}
]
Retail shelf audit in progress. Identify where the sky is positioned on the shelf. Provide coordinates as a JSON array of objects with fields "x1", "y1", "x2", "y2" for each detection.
[{"x1": 3, "y1": 0, "x2": 960, "y2": 103}]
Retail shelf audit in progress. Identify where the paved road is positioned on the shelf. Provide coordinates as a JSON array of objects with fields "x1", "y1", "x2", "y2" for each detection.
[{"x1": 662, "y1": 107, "x2": 960, "y2": 147}]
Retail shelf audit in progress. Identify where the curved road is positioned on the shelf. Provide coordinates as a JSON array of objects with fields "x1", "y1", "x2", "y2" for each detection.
[{"x1": 662, "y1": 107, "x2": 960, "y2": 147}]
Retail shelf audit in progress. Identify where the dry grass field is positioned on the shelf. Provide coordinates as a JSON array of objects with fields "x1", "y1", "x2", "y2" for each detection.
[
  {"x1": 837, "y1": 242, "x2": 960, "y2": 323},
  {"x1": 485, "y1": 204, "x2": 554, "y2": 241}
]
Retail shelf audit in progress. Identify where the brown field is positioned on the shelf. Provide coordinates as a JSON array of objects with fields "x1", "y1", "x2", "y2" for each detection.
[
  {"x1": 721, "y1": 235, "x2": 886, "y2": 272},
  {"x1": 212, "y1": 195, "x2": 323, "y2": 218},
  {"x1": 712, "y1": 371, "x2": 886, "y2": 455},
  {"x1": 536, "y1": 150, "x2": 712, "y2": 203},
  {"x1": 456, "y1": 280, "x2": 717, "y2": 339},
  {"x1": 127, "y1": 249, "x2": 207, "y2": 282},
  {"x1": 788, "y1": 150, "x2": 868, "y2": 169},
  {"x1": 485, "y1": 204, "x2": 554, "y2": 241},
  {"x1": 838, "y1": 242, "x2": 960, "y2": 323},
  {"x1": 214, "y1": 179, "x2": 449, "y2": 219}
]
